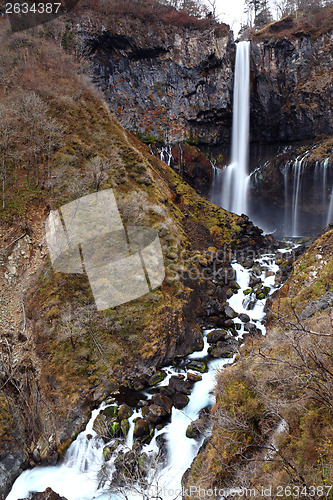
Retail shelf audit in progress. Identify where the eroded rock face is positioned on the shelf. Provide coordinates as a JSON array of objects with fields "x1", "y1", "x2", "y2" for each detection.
[
  {"x1": 251, "y1": 31, "x2": 333, "y2": 142},
  {"x1": 76, "y1": 21, "x2": 234, "y2": 145}
]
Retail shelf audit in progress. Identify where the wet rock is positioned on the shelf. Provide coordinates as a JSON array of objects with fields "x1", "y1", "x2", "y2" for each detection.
[
  {"x1": 151, "y1": 394, "x2": 173, "y2": 413},
  {"x1": 226, "y1": 288, "x2": 234, "y2": 298},
  {"x1": 185, "y1": 417, "x2": 207, "y2": 439},
  {"x1": 23, "y1": 489, "x2": 67, "y2": 500},
  {"x1": 137, "y1": 399, "x2": 148, "y2": 408},
  {"x1": 168, "y1": 375, "x2": 192, "y2": 394},
  {"x1": 239, "y1": 313, "x2": 250, "y2": 323},
  {"x1": 186, "y1": 372, "x2": 202, "y2": 382},
  {"x1": 172, "y1": 392, "x2": 190, "y2": 409},
  {"x1": 224, "y1": 319, "x2": 235, "y2": 329},
  {"x1": 133, "y1": 418, "x2": 151, "y2": 439},
  {"x1": 249, "y1": 276, "x2": 261, "y2": 287},
  {"x1": 120, "y1": 419, "x2": 130, "y2": 436},
  {"x1": 223, "y1": 304, "x2": 237, "y2": 319},
  {"x1": 148, "y1": 370, "x2": 167, "y2": 386},
  {"x1": 208, "y1": 339, "x2": 238, "y2": 358},
  {"x1": 244, "y1": 322, "x2": 261, "y2": 335},
  {"x1": 118, "y1": 404, "x2": 133, "y2": 421},
  {"x1": 186, "y1": 424, "x2": 200, "y2": 439},
  {"x1": 186, "y1": 360, "x2": 208, "y2": 373},
  {"x1": 46, "y1": 451, "x2": 59, "y2": 466},
  {"x1": 229, "y1": 281, "x2": 240, "y2": 290},
  {"x1": 207, "y1": 329, "x2": 228, "y2": 343},
  {"x1": 147, "y1": 404, "x2": 168, "y2": 423}
]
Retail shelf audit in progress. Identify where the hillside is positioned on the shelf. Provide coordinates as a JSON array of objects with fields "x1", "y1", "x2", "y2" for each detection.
[
  {"x1": 184, "y1": 226, "x2": 333, "y2": 497},
  {"x1": 0, "y1": 14, "x2": 268, "y2": 498}
]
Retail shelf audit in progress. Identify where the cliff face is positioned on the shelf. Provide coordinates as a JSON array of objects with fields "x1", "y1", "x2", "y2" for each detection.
[
  {"x1": 74, "y1": 16, "x2": 234, "y2": 145},
  {"x1": 250, "y1": 17, "x2": 333, "y2": 142},
  {"x1": 66, "y1": 9, "x2": 333, "y2": 150}
]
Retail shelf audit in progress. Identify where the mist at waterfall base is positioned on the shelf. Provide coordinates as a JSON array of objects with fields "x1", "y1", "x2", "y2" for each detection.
[{"x1": 210, "y1": 143, "x2": 333, "y2": 238}]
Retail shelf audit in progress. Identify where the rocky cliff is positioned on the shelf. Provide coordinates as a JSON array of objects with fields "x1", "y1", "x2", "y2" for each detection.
[
  {"x1": 71, "y1": 9, "x2": 234, "y2": 145},
  {"x1": 67, "y1": 7, "x2": 333, "y2": 147},
  {"x1": 250, "y1": 12, "x2": 333, "y2": 142}
]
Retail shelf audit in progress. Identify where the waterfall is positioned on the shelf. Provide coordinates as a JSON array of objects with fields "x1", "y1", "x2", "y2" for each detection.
[
  {"x1": 284, "y1": 155, "x2": 307, "y2": 237},
  {"x1": 218, "y1": 41, "x2": 250, "y2": 215},
  {"x1": 283, "y1": 156, "x2": 332, "y2": 236},
  {"x1": 327, "y1": 187, "x2": 333, "y2": 225}
]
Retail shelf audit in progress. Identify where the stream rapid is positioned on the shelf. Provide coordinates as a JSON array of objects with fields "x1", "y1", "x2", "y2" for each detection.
[{"x1": 7, "y1": 250, "x2": 289, "y2": 500}]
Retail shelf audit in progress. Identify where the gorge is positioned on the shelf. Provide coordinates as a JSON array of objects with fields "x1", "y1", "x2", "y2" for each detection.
[{"x1": 0, "y1": 2, "x2": 333, "y2": 500}]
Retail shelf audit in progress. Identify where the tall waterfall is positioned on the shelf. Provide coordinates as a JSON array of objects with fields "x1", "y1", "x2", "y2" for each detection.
[{"x1": 213, "y1": 41, "x2": 250, "y2": 215}]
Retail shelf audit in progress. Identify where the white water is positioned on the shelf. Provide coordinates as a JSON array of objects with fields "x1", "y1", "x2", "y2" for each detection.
[
  {"x1": 7, "y1": 250, "x2": 284, "y2": 500},
  {"x1": 284, "y1": 157, "x2": 332, "y2": 236},
  {"x1": 327, "y1": 186, "x2": 333, "y2": 225},
  {"x1": 211, "y1": 41, "x2": 250, "y2": 215}
]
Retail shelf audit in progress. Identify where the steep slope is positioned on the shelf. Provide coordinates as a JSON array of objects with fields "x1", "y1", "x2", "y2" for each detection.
[
  {"x1": 0, "y1": 17, "x2": 267, "y2": 498},
  {"x1": 184, "y1": 227, "x2": 333, "y2": 497}
]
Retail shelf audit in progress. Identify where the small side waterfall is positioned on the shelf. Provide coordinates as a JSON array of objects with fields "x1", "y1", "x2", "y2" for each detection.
[
  {"x1": 284, "y1": 156, "x2": 332, "y2": 236},
  {"x1": 327, "y1": 186, "x2": 333, "y2": 225},
  {"x1": 211, "y1": 41, "x2": 250, "y2": 215}
]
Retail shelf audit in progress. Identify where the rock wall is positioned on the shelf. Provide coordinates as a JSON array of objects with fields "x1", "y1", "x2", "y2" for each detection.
[
  {"x1": 75, "y1": 18, "x2": 234, "y2": 145},
  {"x1": 250, "y1": 25, "x2": 333, "y2": 142}
]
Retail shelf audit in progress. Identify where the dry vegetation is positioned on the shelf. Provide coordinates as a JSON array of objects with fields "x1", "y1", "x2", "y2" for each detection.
[
  {"x1": 186, "y1": 229, "x2": 333, "y2": 499},
  {"x1": 0, "y1": 11, "x2": 247, "y2": 482}
]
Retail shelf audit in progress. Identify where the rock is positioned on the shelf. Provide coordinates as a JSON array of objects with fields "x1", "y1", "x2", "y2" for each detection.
[
  {"x1": 224, "y1": 319, "x2": 235, "y2": 328},
  {"x1": 186, "y1": 372, "x2": 202, "y2": 382},
  {"x1": 148, "y1": 370, "x2": 167, "y2": 386},
  {"x1": 207, "y1": 329, "x2": 228, "y2": 343},
  {"x1": 24, "y1": 489, "x2": 67, "y2": 500},
  {"x1": 208, "y1": 339, "x2": 238, "y2": 358},
  {"x1": 101, "y1": 405, "x2": 118, "y2": 419},
  {"x1": 223, "y1": 304, "x2": 237, "y2": 319},
  {"x1": 252, "y1": 265, "x2": 262, "y2": 276},
  {"x1": 239, "y1": 313, "x2": 250, "y2": 323},
  {"x1": 229, "y1": 281, "x2": 240, "y2": 290},
  {"x1": 118, "y1": 404, "x2": 133, "y2": 420},
  {"x1": 226, "y1": 288, "x2": 234, "y2": 298},
  {"x1": 120, "y1": 419, "x2": 130, "y2": 436},
  {"x1": 172, "y1": 392, "x2": 190, "y2": 409},
  {"x1": 46, "y1": 451, "x2": 59, "y2": 466},
  {"x1": 32, "y1": 448, "x2": 41, "y2": 463},
  {"x1": 137, "y1": 399, "x2": 148, "y2": 408},
  {"x1": 168, "y1": 376, "x2": 192, "y2": 394},
  {"x1": 186, "y1": 424, "x2": 200, "y2": 439},
  {"x1": 244, "y1": 322, "x2": 261, "y2": 335},
  {"x1": 151, "y1": 394, "x2": 173, "y2": 413},
  {"x1": 147, "y1": 404, "x2": 167, "y2": 423},
  {"x1": 186, "y1": 360, "x2": 208, "y2": 373},
  {"x1": 133, "y1": 418, "x2": 151, "y2": 439}
]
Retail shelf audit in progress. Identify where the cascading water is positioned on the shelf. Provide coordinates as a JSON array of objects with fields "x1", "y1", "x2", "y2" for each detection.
[
  {"x1": 327, "y1": 187, "x2": 333, "y2": 226},
  {"x1": 7, "y1": 248, "x2": 287, "y2": 500},
  {"x1": 210, "y1": 41, "x2": 250, "y2": 215},
  {"x1": 283, "y1": 157, "x2": 332, "y2": 236}
]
